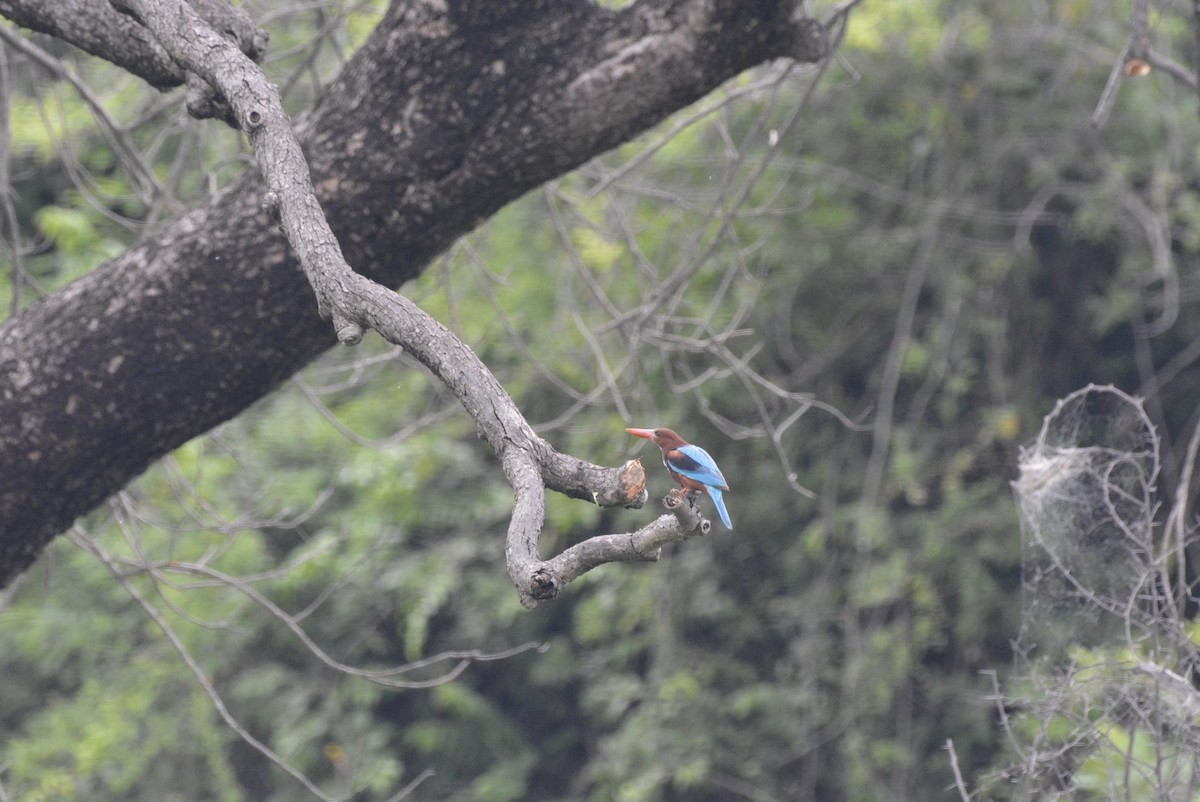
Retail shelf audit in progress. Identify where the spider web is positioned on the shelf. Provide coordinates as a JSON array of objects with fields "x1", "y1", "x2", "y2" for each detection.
[{"x1": 1013, "y1": 384, "x2": 1160, "y2": 652}]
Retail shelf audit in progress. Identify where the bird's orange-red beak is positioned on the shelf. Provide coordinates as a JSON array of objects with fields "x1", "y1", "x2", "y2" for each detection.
[{"x1": 625, "y1": 427, "x2": 655, "y2": 440}]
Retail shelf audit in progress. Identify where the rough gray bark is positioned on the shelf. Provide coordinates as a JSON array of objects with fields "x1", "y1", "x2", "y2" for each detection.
[
  {"x1": 0, "y1": 0, "x2": 264, "y2": 96},
  {"x1": 0, "y1": 0, "x2": 827, "y2": 589}
]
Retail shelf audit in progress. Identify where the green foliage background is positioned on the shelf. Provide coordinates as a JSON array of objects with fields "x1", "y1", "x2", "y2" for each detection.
[{"x1": 4, "y1": 0, "x2": 1200, "y2": 799}]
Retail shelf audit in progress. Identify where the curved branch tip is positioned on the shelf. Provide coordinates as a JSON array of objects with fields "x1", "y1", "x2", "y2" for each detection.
[{"x1": 620, "y1": 458, "x2": 647, "y2": 505}]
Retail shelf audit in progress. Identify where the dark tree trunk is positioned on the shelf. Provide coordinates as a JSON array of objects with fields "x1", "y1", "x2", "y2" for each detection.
[{"x1": 0, "y1": 0, "x2": 825, "y2": 586}]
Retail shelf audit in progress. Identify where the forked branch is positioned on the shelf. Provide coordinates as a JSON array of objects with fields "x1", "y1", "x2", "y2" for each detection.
[
  {"x1": 45, "y1": 0, "x2": 837, "y2": 610},
  {"x1": 106, "y1": 0, "x2": 755, "y2": 606}
]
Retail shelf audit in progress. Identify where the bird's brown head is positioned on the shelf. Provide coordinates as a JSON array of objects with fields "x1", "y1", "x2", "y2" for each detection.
[{"x1": 625, "y1": 427, "x2": 686, "y2": 450}]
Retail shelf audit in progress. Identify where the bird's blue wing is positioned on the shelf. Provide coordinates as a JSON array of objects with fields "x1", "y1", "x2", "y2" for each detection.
[{"x1": 667, "y1": 444, "x2": 729, "y2": 490}]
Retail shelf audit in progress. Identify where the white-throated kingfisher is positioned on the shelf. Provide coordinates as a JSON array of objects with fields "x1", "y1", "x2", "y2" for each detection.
[{"x1": 626, "y1": 427, "x2": 732, "y2": 529}]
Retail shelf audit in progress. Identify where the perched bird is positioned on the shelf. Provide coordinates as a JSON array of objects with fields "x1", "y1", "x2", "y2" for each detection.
[{"x1": 626, "y1": 427, "x2": 732, "y2": 529}]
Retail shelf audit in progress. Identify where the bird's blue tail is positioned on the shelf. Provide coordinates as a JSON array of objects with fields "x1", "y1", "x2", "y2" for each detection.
[{"x1": 707, "y1": 486, "x2": 732, "y2": 529}]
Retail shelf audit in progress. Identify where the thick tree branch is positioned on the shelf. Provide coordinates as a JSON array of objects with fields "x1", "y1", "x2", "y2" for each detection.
[
  {"x1": 0, "y1": 0, "x2": 265, "y2": 118},
  {"x1": 1, "y1": 0, "x2": 180, "y2": 88},
  {"x1": 112, "y1": 0, "x2": 772, "y2": 603},
  {"x1": 0, "y1": 0, "x2": 829, "y2": 591},
  {"x1": 112, "y1": 0, "x2": 364, "y2": 340}
]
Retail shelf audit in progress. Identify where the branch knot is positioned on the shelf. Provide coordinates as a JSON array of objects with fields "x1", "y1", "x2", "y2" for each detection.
[{"x1": 334, "y1": 313, "x2": 365, "y2": 346}]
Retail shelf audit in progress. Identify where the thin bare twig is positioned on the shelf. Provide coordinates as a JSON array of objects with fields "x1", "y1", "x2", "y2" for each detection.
[
  {"x1": 381, "y1": 768, "x2": 434, "y2": 802},
  {"x1": 860, "y1": 202, "x2": 947, "y2": 517},
  {"x1": 945, "y1": 739, "x2": 972, "y2": 802},
  {"x1": 74, "y1": 526, "x2": 344, "y2": 802},
  {"x1": 158, "y1": 559, "x2": 547, "y2": 688},
  {"x1": 1092, "y1": 44, "x2": 1129, "y2": 129},
  {"x1": 0, "y1": 25, "x2": 173, "y2": 208},
  {"x1": 0, "y1": 39, "x2": 25, "y2": 317}
]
